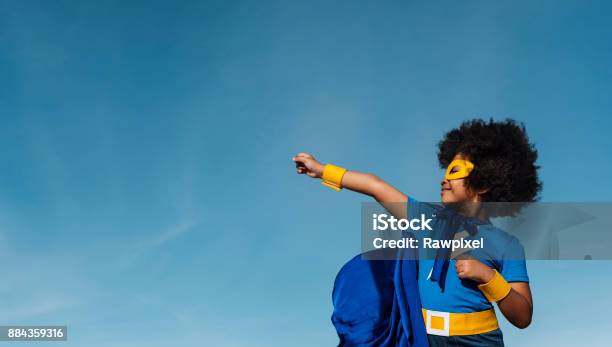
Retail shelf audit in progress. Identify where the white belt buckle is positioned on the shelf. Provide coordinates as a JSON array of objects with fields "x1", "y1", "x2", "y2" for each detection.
[{"x1": 425, "y1": 310, "x2": 450, "y2": 336}]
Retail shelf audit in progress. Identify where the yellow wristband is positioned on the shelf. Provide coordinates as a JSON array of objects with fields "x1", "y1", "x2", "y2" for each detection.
[
  {"x1": 321, "y1": 164, "x2": 347, "y2": 191},
  {"x1": 478, "y1": 270, "x2": 512, "y2": 302}
]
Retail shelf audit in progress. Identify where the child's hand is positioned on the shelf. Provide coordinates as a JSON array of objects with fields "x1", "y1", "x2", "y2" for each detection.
[
  {"x1": 455, "y1": 256, "x2": 496, "y2": 284},
  {"x1": 293, "y1": 152, "x2": 324, "y2": 178}
]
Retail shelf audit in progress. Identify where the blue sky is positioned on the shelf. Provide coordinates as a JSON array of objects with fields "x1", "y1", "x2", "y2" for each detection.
[{"x1": 1, "y1": 0, "x2": 611, "y2": 346}]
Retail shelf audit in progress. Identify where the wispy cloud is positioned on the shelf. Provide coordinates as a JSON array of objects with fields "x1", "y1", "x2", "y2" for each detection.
[
  {"x1": 2, "y1": 296, "x2": 73, "y2": 321},
  {"x1": 148, "y1": 221, "x2": 198, "y2": 248}
]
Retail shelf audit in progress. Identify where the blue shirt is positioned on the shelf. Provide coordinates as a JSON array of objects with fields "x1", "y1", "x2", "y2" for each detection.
[{"x1": 408, "y1": 197, "x2": 529, "y2": 313}]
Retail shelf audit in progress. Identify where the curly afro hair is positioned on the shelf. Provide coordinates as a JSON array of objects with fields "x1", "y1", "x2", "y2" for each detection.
[{"x1": 438, "y1": 119, "x2": 542, "y2": 208}]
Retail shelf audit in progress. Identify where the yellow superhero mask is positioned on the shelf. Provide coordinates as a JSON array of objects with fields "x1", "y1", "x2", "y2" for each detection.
[{"x1": 444, "y1": 159, "x2": 475, "y2": 180}]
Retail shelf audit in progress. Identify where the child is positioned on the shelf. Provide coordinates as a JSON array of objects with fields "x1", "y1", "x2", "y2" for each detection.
[{"x1": 293, "y1": 119, "x2": 539, "y2": 346}]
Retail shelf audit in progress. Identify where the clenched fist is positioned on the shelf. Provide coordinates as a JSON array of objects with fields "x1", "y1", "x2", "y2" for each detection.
[
  {"x1": 455, "y1": 256, "x2": 496, "y2": 284},
  {"x1": 292, "y1": 152, "x2": 325, "y2": 178}
]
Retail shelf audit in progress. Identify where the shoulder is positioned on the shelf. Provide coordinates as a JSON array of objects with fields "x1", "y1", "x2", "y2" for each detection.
[
  {"x1": 478, "y1": 224, "x2": 525, "y2": 259},
  {"x1": 407, "y1": 196, "x2": 442, "y2": 216},
  {"x1": 479, "y1": 224, "x2": 516, "y2": 243}
]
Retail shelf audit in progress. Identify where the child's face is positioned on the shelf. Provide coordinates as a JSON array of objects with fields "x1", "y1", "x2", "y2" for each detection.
[{"x1": 440, "y1": 153, "x2": 479, "y2": 204}]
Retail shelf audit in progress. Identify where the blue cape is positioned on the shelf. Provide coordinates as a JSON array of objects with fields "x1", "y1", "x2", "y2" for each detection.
[{"x1": 331, "y1": 249, "x2": 429, "y2": 347}]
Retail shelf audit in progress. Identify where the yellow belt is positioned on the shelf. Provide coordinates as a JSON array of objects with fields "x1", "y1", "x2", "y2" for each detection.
[{"x1": 422, "y1": 308, "x2": 499, "y2": 336}]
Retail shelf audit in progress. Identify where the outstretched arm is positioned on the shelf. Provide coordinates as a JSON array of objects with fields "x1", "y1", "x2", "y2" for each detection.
[{"x1": 292, "y1": 152, "x2": 408, "y2": 219}]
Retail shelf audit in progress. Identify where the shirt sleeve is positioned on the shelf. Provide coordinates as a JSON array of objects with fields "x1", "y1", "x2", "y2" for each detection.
[
  {"x1": 500, "y1": 237, "x2": 530, "y2": 283},
  {"x1": 407, "y1": 196, "x2": 437, "y2": 220},
  {"x1": 407, "y1": 196, "x2": 421, "y2": 220}
]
